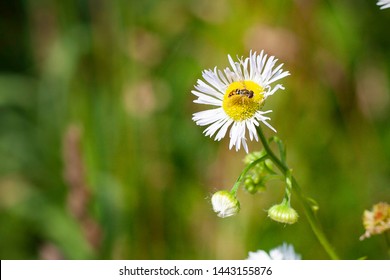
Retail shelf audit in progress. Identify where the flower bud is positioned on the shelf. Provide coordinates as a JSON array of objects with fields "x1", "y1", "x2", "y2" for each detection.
[
  {"x1": 244, "y1": 179, "x2": 266, "y2": 194},
  {"x1": 244, "y1": 151, "x2": 266, "y2": 165},
  {"x1": 211, "y1": 190, "x2": 240, "y2": 218},
  {"x1": 242, "y1": 151, "x2": 274, "y2": 195},
  {"x1": 268, "y1": 202, "x2": 299, "y2": 224}
]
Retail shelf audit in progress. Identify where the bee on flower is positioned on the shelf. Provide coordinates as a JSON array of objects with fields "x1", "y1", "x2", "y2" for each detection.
[{"x1": 192, "y1": 50, "x2": 290, "y2": 153}]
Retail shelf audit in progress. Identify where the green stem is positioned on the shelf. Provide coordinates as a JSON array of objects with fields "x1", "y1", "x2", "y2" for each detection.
[
  {"x1": 284, "y1": 170, "x2": 293, "y2": 206},
  {"x1": 384, "y1": 231, "x2": 390, "y2": 258},
  {"x1": 230, "y1": 154, "x2": 268, "y2": 196},
  {"x1": 256, "y1": 126, "x2": 340, "y2": 260}
]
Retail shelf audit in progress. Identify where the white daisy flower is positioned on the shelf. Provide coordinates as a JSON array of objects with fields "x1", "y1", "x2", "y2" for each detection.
[
  {"x1": 192, "y1": 50, "x2": 290, "y2": 153},
  {"x1": 247, "y1": 243, "x2": 301, "y2": 260},
  {"x1": 377, "y1": 0, "x2": 390, "y2": 9}
]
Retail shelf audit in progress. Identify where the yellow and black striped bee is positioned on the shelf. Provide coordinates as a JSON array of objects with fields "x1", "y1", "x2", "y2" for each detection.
[{"x1": 228, "y1": 88, "x2": 254, "y2": 98}]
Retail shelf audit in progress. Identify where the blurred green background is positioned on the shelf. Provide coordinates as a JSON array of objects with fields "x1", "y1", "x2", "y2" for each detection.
[{"x1": 0, "y1": 0, "x2": 389, "y2": 260}]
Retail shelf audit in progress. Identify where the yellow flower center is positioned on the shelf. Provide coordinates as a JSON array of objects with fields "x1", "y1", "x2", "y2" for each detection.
[{"x1": 222, "y1": 81, "x2": 264, "y2": 121}]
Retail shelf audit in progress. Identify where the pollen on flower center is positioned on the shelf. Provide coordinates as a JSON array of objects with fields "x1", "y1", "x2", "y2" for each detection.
[{"x1": 222, "y1": 81, "x2": 264, "y2": 121}]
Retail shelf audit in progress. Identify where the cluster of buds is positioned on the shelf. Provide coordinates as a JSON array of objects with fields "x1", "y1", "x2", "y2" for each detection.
[{"x1": 242, "y1": 151, "x2": 274, "y2": 194}]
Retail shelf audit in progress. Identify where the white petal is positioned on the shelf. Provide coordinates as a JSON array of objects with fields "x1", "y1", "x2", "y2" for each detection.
[
  {"x1": 228, "y1": 122, "x2": 239, "y2": 150},
  {"x1": 242, "y1": 57, "x2": 250, "y2": 80},
  {"x1": 377, "y1": 0, "x2": 390, "y2": 9},
  {"x1": 216, "y1": 69, "x2": 227, "y2": 85},
  {"x1": 228, "y1": 122, "x2": 247, "y2": 152},
  {"x1": 202, "y1": 69, "x2": 226, "y2": 91},
  {"x1": 249, "y1": 50, "x2": 257, "y2": 80},
  {"x1": 246, "y1": 119, "x2": 259, "y2": 142},
  {"x1": 241, "y1": 137, "x2": 248, "y2": 153},
  {"x1": 224, "y1": 68, "x2": 236, "y2": 83},
  {"x1": 204, "y1": 117, "x2": 229, "y2": 138},
  {"x1": 192, "y1": 108, "x2": 225, "y2": 126},
  {"x1": 228, "y1": 55, "x2": 244, "y2": 80},
  {"x1": 195, "y1": 80, "x2": 224, "y2": 100},
  {"x1": 262, "y1": 56, "x2": 277, "y2": 83},
  {"x1": 267, "y1": 70, "x2": 290, "y2": 85},
  {"x1": 264, "y1": 84, "x2": 285, "y2": 98},
  {"x1": 257, "y1": 115, "x2": 276, "y2": 132},
  {"x1": 247, "y1": 250, "x2": 272, "y2": 260},
  {"x1": 192, "y1": 90, "x2": 223, "y2": 106},
  {"x1": 215, "y1": 119, "x2": 233, "y2": 141}
]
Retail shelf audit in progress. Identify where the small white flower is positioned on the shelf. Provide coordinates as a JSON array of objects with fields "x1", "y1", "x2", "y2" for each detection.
[
  {"x1": 377, "y1": 0, "x2": 390, "y2": 9},
  {"x1": 192, "y1": 50, "x2": 289, "y2": 153},
  {"x1": 247, "y1": 243, "x2": 301, "y2": 260},
  {"x1": 211, "y1": 190, "x2": 240, "y2": 218}
]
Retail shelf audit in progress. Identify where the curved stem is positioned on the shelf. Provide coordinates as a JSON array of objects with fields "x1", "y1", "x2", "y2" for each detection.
[
  {"x1": 256, "y1": 126, "x2": 340, "y2": 260},
  {"x1": 230, "y1": 154, "x2": 268, "y2": 196}
]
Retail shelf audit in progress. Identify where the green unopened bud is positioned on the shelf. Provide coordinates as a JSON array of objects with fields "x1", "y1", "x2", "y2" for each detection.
[
  {"x1": 243, "y1": 173, "x2": 267, "y2": 194},
  {"x1": 268, "y1": 202, "x2": 299, "y2": 224},
  {"x1": 244, "y1": 151, "x2": 266, "y2": 165},
  {"x1": 244, "y1": 182, "x2": 266, "y2": 194},
  {"x1": 245, "y1": 183, "x2": 256, "y2": 194},
  {"x1": 211, "y1": 190, "x2": 240, "y2": 218}
]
